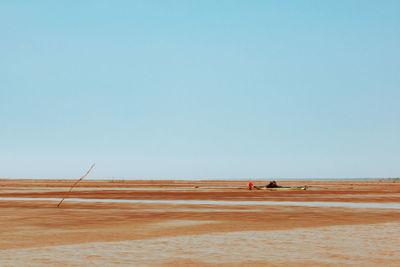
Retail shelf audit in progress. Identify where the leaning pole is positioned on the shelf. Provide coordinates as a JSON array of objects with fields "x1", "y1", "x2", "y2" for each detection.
[{"x1": 57, "y1": 163, "x2": 96, "y2": 208}]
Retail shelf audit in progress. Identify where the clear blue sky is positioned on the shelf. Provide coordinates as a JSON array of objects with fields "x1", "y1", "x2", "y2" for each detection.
[{"x1": 1, "y1": 1, "x2": 399, "y2": 179}]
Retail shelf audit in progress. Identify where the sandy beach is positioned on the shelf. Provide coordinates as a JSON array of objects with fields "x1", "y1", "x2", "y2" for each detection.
[{"x1": 1, "y1": 179, "x2": 399, "y2": 266}]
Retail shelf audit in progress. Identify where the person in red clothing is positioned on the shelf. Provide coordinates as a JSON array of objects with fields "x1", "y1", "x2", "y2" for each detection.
[{"x1": 248, "y1": 182, "x2": 253, "y2": 190}]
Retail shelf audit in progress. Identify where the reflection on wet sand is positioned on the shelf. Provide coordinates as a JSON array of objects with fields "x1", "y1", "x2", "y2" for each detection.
[{"x1": 1, "y1": 197, "x2": 400, "y2": 209}]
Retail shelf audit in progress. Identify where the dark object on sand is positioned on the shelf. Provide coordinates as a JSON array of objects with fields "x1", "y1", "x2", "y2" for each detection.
[
  {"x1": 253, "y1": 181, "x2": 308, "y2": 191},
  {"x1": 266, "y1": 181, "x2": 280, "y2": 188}
]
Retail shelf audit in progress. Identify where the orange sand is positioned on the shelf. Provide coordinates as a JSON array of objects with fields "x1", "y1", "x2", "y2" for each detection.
[{"x1": 0, "y1": 179, "x2": 399, "y2": 266}]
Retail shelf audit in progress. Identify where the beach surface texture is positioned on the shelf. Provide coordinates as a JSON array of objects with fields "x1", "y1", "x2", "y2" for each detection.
[{"x1": 1, "y1": 179, "x2": 399, "y2": 266}]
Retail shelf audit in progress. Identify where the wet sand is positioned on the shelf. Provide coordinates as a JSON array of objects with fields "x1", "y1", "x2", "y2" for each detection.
[{"x1": 1, "y1": 179, "x2": 399, "y2": 266}]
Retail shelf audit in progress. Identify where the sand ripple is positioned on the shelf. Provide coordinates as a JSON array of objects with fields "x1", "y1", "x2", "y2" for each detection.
[{"x1": 1, "y1": 222, "x2": 399, "y2": 266}]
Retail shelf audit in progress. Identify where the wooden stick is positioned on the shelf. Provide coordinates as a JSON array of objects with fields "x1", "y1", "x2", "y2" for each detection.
[{"x1": 57, "y1": 163, "x2": 96, "y2": 208}]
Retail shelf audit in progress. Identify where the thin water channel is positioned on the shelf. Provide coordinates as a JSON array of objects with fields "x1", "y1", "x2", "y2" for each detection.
[{"x1": 1, "y1": 197, "x2": 399, "y2": 209}]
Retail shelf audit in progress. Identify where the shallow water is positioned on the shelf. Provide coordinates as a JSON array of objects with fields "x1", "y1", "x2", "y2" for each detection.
[{"x1": 1, "y1": 197, "x2": 399, "y2": 209}]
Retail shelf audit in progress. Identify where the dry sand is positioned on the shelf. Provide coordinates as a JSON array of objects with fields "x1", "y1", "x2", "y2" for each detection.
[{"x1": 0, "y1": 179, "x2": 399, "y2": 266}]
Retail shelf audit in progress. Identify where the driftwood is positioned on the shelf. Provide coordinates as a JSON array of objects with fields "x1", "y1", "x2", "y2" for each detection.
[{"x1": 57, "y1": 164, "x2": 96, "y2": 208}]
